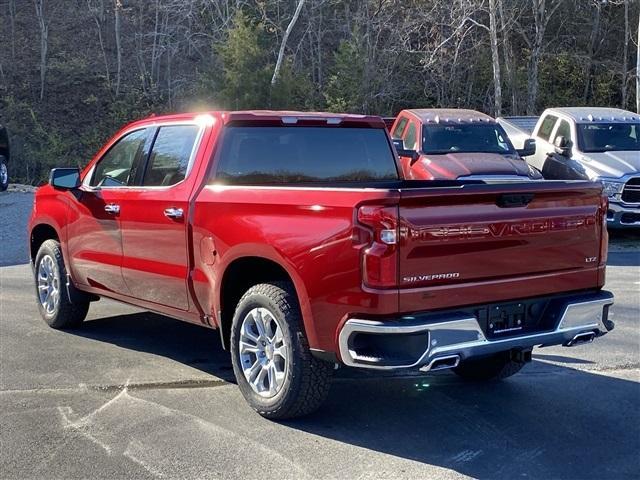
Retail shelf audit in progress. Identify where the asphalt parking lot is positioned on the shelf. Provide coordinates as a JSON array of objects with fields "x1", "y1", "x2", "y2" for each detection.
[{"x1": 1, "y1": 188, "x2": 639, "y2": 479}]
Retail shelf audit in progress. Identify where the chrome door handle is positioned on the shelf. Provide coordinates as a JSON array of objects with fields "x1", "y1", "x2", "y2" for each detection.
[
  {"x1": 104, "y1": 204, "x2": 120, "y2": 214},
  {"x1": 164, "y1": 207, "x2": 184, "y2": 219}
]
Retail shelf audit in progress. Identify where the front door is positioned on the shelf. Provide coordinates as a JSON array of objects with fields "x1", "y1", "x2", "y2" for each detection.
[
  {"x1": 67, "y1": 128, "x2": 150, "y2": 294},
  {"x1": 119, "y1": 124, "x2": 202, "y2": 311}
]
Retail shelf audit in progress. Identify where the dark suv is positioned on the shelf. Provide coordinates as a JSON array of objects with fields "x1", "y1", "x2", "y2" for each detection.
[{"x1": 0, "y1": 124, "x2": 9, "y2": 191}]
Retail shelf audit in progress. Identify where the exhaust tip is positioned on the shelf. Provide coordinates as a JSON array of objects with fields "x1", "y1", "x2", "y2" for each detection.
[
  {"x1": 422, "y1": 354, "x2": 461, "y2": 372},
  {"x1": 564, "y1": 331, "x2": 596, "y2": 347}
]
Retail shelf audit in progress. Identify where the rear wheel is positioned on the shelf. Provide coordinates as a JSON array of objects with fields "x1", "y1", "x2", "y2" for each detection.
[
  {"x1": 453, "y1": 351, "x2": 527, "y2": 381},
  {"x1": 230, "y1": 282, "x2": 333, "y2": 419},
  {"x1": 0, "y1": 156, "x2": 8, "y2": 191},
  {"x1": 34, "y1": 239, "x2": 89, "y2": 329}
]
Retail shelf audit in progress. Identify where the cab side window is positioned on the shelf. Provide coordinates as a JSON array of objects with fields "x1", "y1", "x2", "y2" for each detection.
[
  {"x1": 91, "y1": 129, "x2": 148, "y2": 187},
  {"x1": 403, "y1": 122, "x2": 417, "y2": 150},
  {"x1": 538, "y1": 115, "x2": 558, "y2": 142},
  {"x1": 142, "y1": 125, "x2": 200, "y2": 187},
  {"x1": 553, "y1": 120, "x2": 571, "y2": 144},
  {"x1": 392, "y1": 117, "x2": 408, "y2": 139}
]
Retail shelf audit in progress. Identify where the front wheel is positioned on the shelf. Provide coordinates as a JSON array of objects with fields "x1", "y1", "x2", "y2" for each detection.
[
  {"x1": 0, "y1": 157, "x2": 8, "y2": 191},
  {"x1": 230, "y1": 282, "x2": 333, "y2": 419},
  {"x1": 34, "y1": 239, "x2": 89, "y2": 329},
  {"x1": 453, "y1": 351, "x2": 527, "y2": 381}
]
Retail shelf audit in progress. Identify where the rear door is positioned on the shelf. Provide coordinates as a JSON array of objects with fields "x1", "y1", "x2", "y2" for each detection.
[
  {"x1": 397, "y1": 182, "x2": 604, "y2": 312},
  {"x1": 118, "y1": 123, "x2": 204, "y2": 310}
]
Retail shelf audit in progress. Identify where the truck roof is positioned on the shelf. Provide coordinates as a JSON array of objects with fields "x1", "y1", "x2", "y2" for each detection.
[
  {"x1": 126, "y1": 110, "x2": 386, "y2": 129},
  {"x1": 545, "y1": 107, "x2": 640, "y2": 123},
  {"x1": 404, "y1": 109, "x2": 496, "y2": 124}
]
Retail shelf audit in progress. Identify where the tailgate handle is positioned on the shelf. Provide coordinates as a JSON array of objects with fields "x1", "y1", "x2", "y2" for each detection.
[{"x1": 496, "y1": 193, "x2": 534, "y2": 208}]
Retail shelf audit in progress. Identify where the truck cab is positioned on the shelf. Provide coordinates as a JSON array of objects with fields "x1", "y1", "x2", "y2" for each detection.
[
  {"x1": 390, "y1": 109, "x2": 540, "y2": 182},
  {"x1": 499, "y1": 108, "x2": 640, "y2": 227}
]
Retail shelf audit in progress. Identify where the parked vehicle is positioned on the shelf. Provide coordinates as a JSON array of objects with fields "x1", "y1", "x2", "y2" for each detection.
[
  {"x1": 29, "y1": 110, "x2": 613, "y2": 419},
  {"x1": 499, "y1": 108, "x2": 640, "y2": 227},
  {"x1": 389, "y1": 109, "x2": 541, "y2": 181},
  {"x1": 0, "y1": 124, "x2": 10, "y2": 191}
]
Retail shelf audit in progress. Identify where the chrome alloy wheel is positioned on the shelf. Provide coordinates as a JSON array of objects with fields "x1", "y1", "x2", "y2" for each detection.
[
  {"x1": 239, "y1": 307, "x2": 288, "y2": 398},
  {"x1": 37, "y1": 254, "x2": 60, "y2": 315},
  {"x1": 0, "y1": 163, "x2": 7, "y2": 185}
]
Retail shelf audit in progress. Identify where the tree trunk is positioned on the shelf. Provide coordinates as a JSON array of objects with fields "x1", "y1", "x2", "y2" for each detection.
[
  {"x1": 622, "y1": 0, "x2": 629, "y2": 108},
  {"x1": 34, "y1": 0, "x2": 48, "y2": 101},
  {"x1": 9, "y1": 0, "x2": 16, "y2": 61},
  {"x1": 636, "y1": 10, "x2": 640, "y2": 113},
  {"x1": 498, "y1": 0, "x2": 517, "y2": 114},
  {"x1": 271, "y1": 0, "x2": 306, "y2": 85},
  {"x1": 582, "y1": 2, "x2": 601, "y2": 102},
  {"x1": 114, "y1": 0, "x2": 122, "y2": 97},
  {"x1": 489, "y1": 0, "x2": 502, "y2": 117}
]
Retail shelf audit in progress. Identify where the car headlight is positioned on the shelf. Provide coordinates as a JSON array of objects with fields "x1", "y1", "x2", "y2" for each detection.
[{"x1": 600, "y1": 179, "x2": 624, "y2": 198}]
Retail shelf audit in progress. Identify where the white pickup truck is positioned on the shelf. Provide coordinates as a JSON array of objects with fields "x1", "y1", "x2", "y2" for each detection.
[{"x1": 499, "y1": 107, "x2": 640, "y2": 228}]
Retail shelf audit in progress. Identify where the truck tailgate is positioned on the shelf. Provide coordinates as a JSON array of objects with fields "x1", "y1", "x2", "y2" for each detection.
[{"x1": 397, "y1": 181, "x2": 605, "y2": 312}]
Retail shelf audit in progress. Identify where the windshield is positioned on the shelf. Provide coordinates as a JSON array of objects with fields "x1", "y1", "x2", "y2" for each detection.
[
  {"x1": 421, "y1": 124, "x2": 515, "y2": 154},
  {"x1": 577, "y1": 123, "x2": 640, "y2": 152}
]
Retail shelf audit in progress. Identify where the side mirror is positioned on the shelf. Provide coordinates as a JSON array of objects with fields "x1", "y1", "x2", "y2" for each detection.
[
  {"x1": 396, "y1": 148, "x2": 420, "y2": 164},
  {"x1": 49, "y1": 167, "x2": 81, "y2": 190},
  {"x1": 553, "y1": 136, "x2": 572, "y2": 157},
  {"x1": 392, "y1": 139, "x2": 420, "y2": 164},
  {"x1": 516, "y1": 138, "x2": 536, "y2": 158},
  {"x1": 392, "y1": 139, "x2": 404, "y2": 151}
]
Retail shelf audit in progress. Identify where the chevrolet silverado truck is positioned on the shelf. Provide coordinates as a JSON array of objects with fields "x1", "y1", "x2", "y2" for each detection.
[
  {"x1": 29, "y1": 110, "x2": 614, "y2": 419},
  {"x1": 498, "y1": 107, "x2": 640, "y2": 227},
  {"x1": 390, "y1": 109, "x2": 541, "y2": 182}
]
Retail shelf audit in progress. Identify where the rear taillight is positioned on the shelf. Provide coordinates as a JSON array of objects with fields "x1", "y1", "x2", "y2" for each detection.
[
  {"x1": 357, "y1": 205, "x2": 399, "y2": 289},
  {"x1": 599, "y1": 194, "x2": 608, "y2": 266}
]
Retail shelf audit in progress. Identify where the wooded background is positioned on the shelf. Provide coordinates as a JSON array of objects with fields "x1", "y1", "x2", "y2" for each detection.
[{"x1": 0, "y1": 0, "x2": 638, "y2": 184}]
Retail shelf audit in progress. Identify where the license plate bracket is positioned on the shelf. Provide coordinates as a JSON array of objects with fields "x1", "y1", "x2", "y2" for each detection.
[{"x1": 486, "y1": 303, "x2": 525, "y2": 337}]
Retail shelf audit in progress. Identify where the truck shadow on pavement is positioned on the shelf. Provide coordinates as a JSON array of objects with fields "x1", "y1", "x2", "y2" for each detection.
[
  {"x1": 70, "y1": 311, "x2": 639, "y2": 479},
  {"x1": 76, "y1": 312, "x2": 237, "y2": 383},
  {"x1": 295, "y1": 365, "x2": 640, "y2": 479}
]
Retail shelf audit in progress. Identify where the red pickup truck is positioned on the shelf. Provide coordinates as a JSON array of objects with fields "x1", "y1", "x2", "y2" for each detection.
[
  {"x1": 29, "y1": 110, "x2": 614, "y2": 419},
  {"x1": 390, "y1": 109, "x2": 541, "y2": 181}
]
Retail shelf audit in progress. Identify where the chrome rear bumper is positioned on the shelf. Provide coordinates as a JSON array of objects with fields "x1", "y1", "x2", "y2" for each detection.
[{"x1": 338, "y1": 291, "x2": 614, "y2": 371}]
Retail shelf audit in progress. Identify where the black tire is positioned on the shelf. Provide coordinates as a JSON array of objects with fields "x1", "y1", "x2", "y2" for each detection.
[
  {"x1": 34, "y1": 239, "x2": 89, "y2": 329},
  {"x1": 453, "y1": 351, "x2": 527, "y2": 381},
  {"x1": 0, "y1": 156, "x2": 8, "y2": 191},
  {"x1": 230, "y1": 282, "x2": 333, "y2": 419}
]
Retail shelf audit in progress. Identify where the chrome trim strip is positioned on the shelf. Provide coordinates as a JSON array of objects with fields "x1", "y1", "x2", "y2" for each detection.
[{"x1": 338, "y1": 294, "x2": 614, "y2": 370}]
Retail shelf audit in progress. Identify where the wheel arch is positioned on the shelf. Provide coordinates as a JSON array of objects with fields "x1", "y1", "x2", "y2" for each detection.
[
  {"x1": 217, "y1": 255, "x2": 312, "y2": 351},
  {"x1": 30, "y1": 223, "x2": 61, "y2": 264}
]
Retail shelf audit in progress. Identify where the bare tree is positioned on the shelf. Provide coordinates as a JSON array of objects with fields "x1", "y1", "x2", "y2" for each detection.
[
  {"x1": 9, "y1": 0, "x2": 17, "y2": 61},
  {"x1": 272, "y1": 0, "x2": 306, "y2": 85},
  {"x1": 518, "y1": 0, "x2": 564, "y2": 114},
  {"x1": 637, "y1": 9, "x2": 640, "y2": 113},
  {"x1": 34, "y1": 0, "x2": 49, "y2": 101},
  {"x1": 114, "y1": 0, "x2": 122, "y2": 96},
  {"x1": 87, "y1": 0, "x2": 112, "y2": 94},
  {"x1": 622, "y1": 0, "x2": 629, "y2": 108},
  {"x1": 465, "y1": 0, "x2": 502, "y2": 116},
  {"x1": 582, "y1": 0, "x2": 602, "y2": 102}
]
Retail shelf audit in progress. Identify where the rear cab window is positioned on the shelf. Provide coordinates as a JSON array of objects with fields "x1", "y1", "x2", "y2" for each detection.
[{"x1": 212, "y1": 126, "x2": 398, "y2": 185}]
